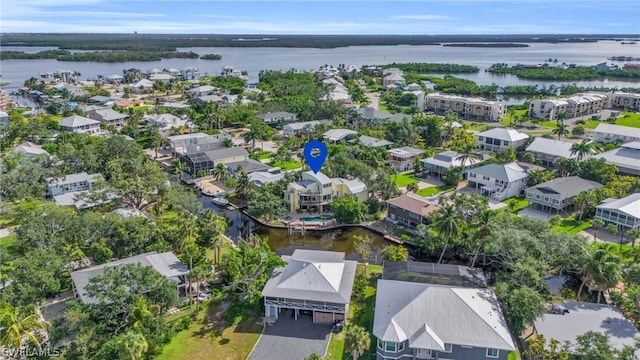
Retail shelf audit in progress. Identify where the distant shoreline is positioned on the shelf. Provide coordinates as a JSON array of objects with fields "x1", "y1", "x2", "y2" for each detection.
[
  {"x1": 1, "y1": 33, "x2": 635, "y2": 50},
  {"x1": 442, "y1": 43, "x2": 530, "y2": 48}
]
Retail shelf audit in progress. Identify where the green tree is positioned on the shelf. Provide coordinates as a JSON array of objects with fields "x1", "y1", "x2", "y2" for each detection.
[
  {"x1": 345, "y1": 324, "x2": 371, "y2": 360},
  {"x1": 570, "y1": 139, "x2": 601, "y2": 161},
  {"x1": 247, "y1": 190, "x2": 285, "y2": 222},
  {"x1": 170, "y1": 158, "x2": 188, "y2": 182},
  {"x1": 107, "y1": 158, "x2": 168, "y2": 210},
  {"x1": 212, "y1": 163, "x2": 230, "y2": 183},
  {"x1": 234, "y1": 170, "x2": 253, "y2": 200},
  {"x1": 552, "y1": 122, "x2": 569, "y2": 140},
  {"x1": 628, "y1": 229, "x2": 640, "y2": 248},
  {"x1": 470, "y1": 209, "x2": 496, "y2": 267},
  {"x1": 577, "y1": 248, "x2": 621, "y2": 303},
  {"x1": 432, "y1": 204, "x2": 465, "y2": 263},
  {"x1": 116, "y1": 329, "x2": 149, "y2": 360},
  {"x1": 574, "y1": 190, "x2": 598, "y2": 222},
  {"x1": 381, "y1": 245, "x2": 409, "y2": 261},
  {"x1": 197, "y1": 209, "x2": 228, "y2": 263},
  {"x1": 405, "y1": 182, "x2": 419, "y2": 194},
  {"x1": 591, "y1": 218, "x2": 605, "y2": 242},
  {"x1": 0, "y1": 302, "x2": 48, "y2": 350},
  {"x1": 149, "y1": 129, "x2": 162, "y2": 159},
  {"x1": 495, "y1": 282, "x2": 545, "y2": 335},
  {"x1": 331, "y1": 196, "x2": 368, "y2": 224}
]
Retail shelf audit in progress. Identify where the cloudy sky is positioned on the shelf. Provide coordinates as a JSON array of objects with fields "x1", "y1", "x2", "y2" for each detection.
[{"x1": 1, "y1": 0, "x2": 639, "y2": 34}]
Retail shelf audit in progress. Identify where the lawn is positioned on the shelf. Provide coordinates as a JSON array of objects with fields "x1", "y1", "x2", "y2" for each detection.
[
  {"x1": 578, "y1": 119, "x2": 602, "y2": 129},
  {"x1": 267, "y1": 160, "x2": 302, "y2": 170},
  {"x1": 462, "y1": 121, "x2": 491, "y2": 131},
  {"x1": 392, "y1": 172, "x2": 419, "y2": 188},
  {"x1": 0, "y1": 234, "x2": 17, "y2": 255},
  {"x1": 551, "y1": 218, "x2": 591, "y2": 235},
  {"x1": 415, "y1": 185, "x2": 454, "y2": 197},
  {"x1": 157, "y1": 302, "x2": 263, "y2": 360},
  {"x1": 324, "y1": 264, "x2": 382, "y2": 360},
  {"x1": 502, "y1": 196, "x2": 530, "y2": 213},
  {"x1": 616, "y1": 112, "x2": 640, "y2": 128}
]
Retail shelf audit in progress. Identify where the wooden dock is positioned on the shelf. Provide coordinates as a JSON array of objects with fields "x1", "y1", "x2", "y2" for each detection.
[{"x1": 384, "y1": 234, "x2": 404, "y2": 245}]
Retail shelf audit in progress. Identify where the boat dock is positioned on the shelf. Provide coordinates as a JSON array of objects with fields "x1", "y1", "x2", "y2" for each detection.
[{"x1": 383, "y1": 234, "x2": 404, "y2": 245}]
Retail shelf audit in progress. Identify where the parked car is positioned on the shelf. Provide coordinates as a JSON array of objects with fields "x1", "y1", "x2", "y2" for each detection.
[{"x1": 196, "y1": 293, "x2": 211, "y2": 302}]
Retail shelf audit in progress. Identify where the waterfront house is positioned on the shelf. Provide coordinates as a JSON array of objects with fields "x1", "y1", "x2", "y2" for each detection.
[
  {"x1": 525, "y1": 137, "x2": 578, "y2": 166},
  {"x1": 524, "y1": 176, "x2": 603, "y2": 213},
  {"x1": 47, "y1": 172, "x2": 103, "y2": 197},
  {"x1": 187, "y1": 85, "x2": 216, "y2": 98},
  {"x1": 595, "y1": 193, "x2": 640, "y2": 232},
  {"x1": 373, "y1": 262, "x2": 515, "y2": 360},
  {"x1": 105, "y1": 74, "x2": 125, "y2": 85},
  {"x1": 149, "y1": 73, "x2": 173, "y2": 83},
  {"x1": 383, "y1": 68, "x2": 405, "y2": 88},
  {"x1": 388, "y1": 146, "x2": 424, "y2": 172},
  {"x1": 597, "y1": 142, "x2": 640, "y2": 176},
  {"x1": 70, "y1": 251, "x2": 189, "y2": 304},
  {"x1": 425, "y1": 93, "x2": 506, "y2": 121},
  {"x1": 421, "y1": 150, "x2": 482, "y2": 179},
  {"x1": 475, "y1": 128, "x2": 529, "y2": 152},
  {"x1": 248, "y1": 168, "x2": 286, "y2": 187},
  {"x1": 87, "y1": 108, "x2": 128, "y2": 128},
  {"x1": 283, "y1": 120, "x2": 332, "y2": 137},
  {"x1": 182, "y1": 67, "x2": 199, "y2": 80},
  {"x1": 533, "y1": 301, "x2": 640, "y2": 356},
  {"x1": 256, "y1": 111, "x2": 297, "y2": 125},
  {"x1": 284, "y1": 171, "x2": 367, "y2": 212},
  {"x1": 466, "y1": 162, "x2": 528, "y2": 201},
  {"x1": 262, "y1": 249, "x2": 356, "y2": 324},
  {"x1": 593, "y1": 123, "x2": 640, "y2": 144},
  {"x1": 529, "y1": 92, "x2": 607, "y2": 120},
  {"x1": 180, "y1": 146, "x2": 249, "y2": 175},
  {"x1": 167, "y1": 132, "x2": 228, "y2": 156},
  {"x1": 386, "y1": 194, "x2": 441, "y2": 229},
  {"x1": 59, "y1": 115, "x2": 102, "y2": 135}
]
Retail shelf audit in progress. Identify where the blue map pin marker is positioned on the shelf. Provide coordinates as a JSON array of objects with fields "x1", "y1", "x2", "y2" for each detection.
[{"x1": 303, "y1": 140, "x2": 328, "y2": 174}]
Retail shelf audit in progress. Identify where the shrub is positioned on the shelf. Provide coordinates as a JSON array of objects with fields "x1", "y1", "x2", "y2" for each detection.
[{"x1": 174, "y1": 316, "x2": 191, "y2": 332}]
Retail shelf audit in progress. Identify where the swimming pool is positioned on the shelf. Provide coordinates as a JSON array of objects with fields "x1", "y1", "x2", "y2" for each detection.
[{"x1": 300, "y1": 216, "x2": 333, "y2": 223}]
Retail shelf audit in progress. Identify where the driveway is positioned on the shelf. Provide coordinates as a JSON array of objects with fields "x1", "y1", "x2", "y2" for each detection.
[
  {"x1": 248, "y1": 310, "x2": 332, "y2": 360},
  {"x1": 518, "y1": 206, "x2": 552, "y2": 220}
]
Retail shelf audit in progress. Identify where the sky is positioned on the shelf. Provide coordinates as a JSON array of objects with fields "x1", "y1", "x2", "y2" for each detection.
[{"x1": 1, "y1": 0, "x2": 639, "y2": 35}]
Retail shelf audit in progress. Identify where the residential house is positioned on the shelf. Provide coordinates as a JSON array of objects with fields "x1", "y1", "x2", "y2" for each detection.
[
  {"x1": 597, "y1": 142, "x2": 640, "y2": 176},
  {"x1": 323, "y1": 129, "x2": 357, "y2": 143},
  {"x1": 421, "y1": 151, "x2": 482, "y2": 179},
  {"x1": 262, "y1": 249, "x2": 356, "y2": 324},
  {"x1": 87, "y1": 108, "x2": 128, "y2": 128},
  {"x1": 525, "y1": 137, "x2": 578, "y2": 166},
  {"x1": 0, "y1": 90, "x2": 13, "y2": 111},
  {"x1": 197, "y1": 95, "x2": 223, "y2": 104},
  {"x1": 145, "y1": 113, "x2": 190, "y2": 137},
  {"x1": 105, "y1": 74, "x2": 125, "y2": 85},
  {"x1": 595, "y1": 193, "x2": 640, "y2": 231},
  {"x1": 373, "y1": 262, "x2": 515, "y2": 360},
  {"x1": 357, "y1": 135, "x2": 393, "y2": 149},
  {"x1": 225, "y1": 159, "x2": 271, "y2": 175},
  {"x1": 248, "y1": 168, "x2": 286, "y2": 187},
  {"x1": 131, "y1": 79, "x2": 154, "y2": 93},
  {"x1": 47, "y1": 172, "x2": 103, "y2": 197},
  {"x1": 406, "y1": 90, "x2": 425, "y2": 111},
  {"x1": 524, "y1": 176, "x2": 603, "y2": 212},
  {"x1": 608, "y1": 92, "x2": 640, "y2": 111},
  {"x1": 593, "y1": 123, "x2": 640, "y2": 144},
  {"x1": 88, "y1": 95, "x2": 116, "y2": 105},
  {"x1": 161, "y1": 102, "x2": 190, "y2": 110},
  {"x1": 533, "y1": 301, "x2": 640, "y2": 357},
  {"x1": 256, "y1": 111, "x2": 297, "y2": 125},
  {"x1": 181, "y1": 67, "x2": 199, "y2": 80},
  {"x1": 12, "y1": 142, "x2": 50, "y2": 158},
  {"x1": 59, "y1": 115, "x2": 102, "y2": 134},
  {"x1": 383, "y1": 68, "x2": 405, "y2": 88},
  {"x1": 529, "y1": 92, "x2": 608, "y2": 120},
  {"x1": 0, "y1": 111, "x2": 8, "y2": 127},
  {"x1": 354, "y1": 107, "x2": 412, "y2": 125},
  {"x1": 283, "y1": 120, "x2": 332, "y2": 137},
  {"x1": 51, "y1": 83, "x2": 86, "y2": 97},
  {"x1": 180, "y1": 146, "x2": 249, "y2": 175},
  {"x1": 167, "y1": 132, "x2": 228, "y2": 156},
  {"x1": 70, "y1": 251, "x2": 189, "y2": 304},
  {"x1": 425, "y1": 93, "x2": 506, "y2": 121},
  {"x1": 149, "y1": 73, "x2": 173, "y2": 83},
  {"x1": 284, "y1": 171, "x2": 367, "y2": 212},
  {"x1": 167, "y1": 68, "x2": 181, "y2": 77},
  {"x1": 475, "y1": 128, "x2": 529, "y2": 152},
  {"x1": 388, "y1": 147, "x2": 425, "y2": 172},
  {"x1": 187, "y1": 85, "x2": 216, "y2": 98},
  {"x1": 466, "y1": 162, "x2": 528, "y2": 201},
  {"x1": 386, "y1": 194, "x2": 441, "y2": 229}
]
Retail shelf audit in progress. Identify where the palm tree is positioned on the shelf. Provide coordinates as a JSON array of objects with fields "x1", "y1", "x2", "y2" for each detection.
[
  {"x1": 570, "y1": 140, "x2": 600, "y2": 161},
  {"x1": 117, "y1": 330, "x2": 149, "y2": 360},
  {"x1": 170, "y1": 159, "x2": 188, "y2": 182},
  {"x1": 406, "y1": 183, "x2": 419, "y2": 194},
  {"x1": 574, "y1": 190, "x2": 597, "y2": 222},
  {"x1": 456, "y1": 144, "x2": 481, "y2": 169},
  {"x1": 555, "y1": 111, "x2": 567, "y2": 123},
  {"x1": 577, "y1": 248, "x2": 621, "y2": 303},
  {"x1": 243, "y1": 125, "x2": 260, "y2": 151},
  {"x1": 198, "y1": 209, "x2": 227, "y2": 262},
  {"x1": 345, "y1": 325, "x2": 371, "y2": 360},
  {"x1": 131, "y1": 298, "x2": 153, "y2": 329},
  {"x1": 552, "y1": 122, "x2": 569, "y2": 140},
  {"x1": 212, "y1": 163, "x2": 230, "y2": 183},
  {"x1": 0, "y1": 302, "x2": 48, "y2": 349},
  {"x1": 432, "y1": 204, "x2": 465, "y2": 264},
  {"x1": 628, "y1": 229, "x2": 640, "y2": 249},
  {"x1": 222, "y1": 138, "x2": 233, "y2": 148},
  {"x1": 234, "y1": 171, "x2": 252, "y2": 200},
  {"x1": 470, "y1": 210, "x2": 496, "y2": 267},
  {"x1": 591, "y1": 219, "x2": 604, "y2": 242},
  {"x1": 149, "y1": 129, "x2": 162, "y2": 159}
]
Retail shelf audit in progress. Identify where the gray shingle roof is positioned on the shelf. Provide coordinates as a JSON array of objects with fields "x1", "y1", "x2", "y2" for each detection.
[
  {"x1": 374, "y1": 280, "x2": 515, "y2": 351},
  {"x1": 534, "y1": 300, "x2": 640, "y2": 353},
  {"x1": 46, "y1": 172, "x2": 102, "y2": 186},
  {"x1": 70, "y1": 251, "x2": 188, "y2": 304},
  {"x1": 88, "y1": 108, "x2": 127, "y2": 121},
  {"x1": 225, "y1": 159, "x2": 271, "y2": 174},
  {"x1": 204, "y1": 147, "x2": 249, "y2": 161},
  {"x1": 526, "y1": 137, "x2": 577, "y2": 159},
  {"x1": 323, "y1": 129, "x2": 357, "y2": 141},
  {"x1": 595, "y1": 123, "x2": 640, "y2": 139},
  {"x1": 597, "y1": 142, "x2": 640, "y2": 172},
  {"x1": 525, "y1": 176, "x2": 602, "y2": 198},
  {"x1": 59, "y1": 115, "x2": 101, "y2": 128},
  {"x1": 468, "y1": 162, "x2": 528, "y2": 182},
  {"x1": 262, "y1": 250, "x2": 357, "y2": 304},
  {"x1": 358, "y1": 135, "x2": 393, "y2": 148}
]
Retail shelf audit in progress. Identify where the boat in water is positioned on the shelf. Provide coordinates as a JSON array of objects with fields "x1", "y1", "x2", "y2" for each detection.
[{"x1": 212, "y1": 197, "x2": 229, "y2": 206}]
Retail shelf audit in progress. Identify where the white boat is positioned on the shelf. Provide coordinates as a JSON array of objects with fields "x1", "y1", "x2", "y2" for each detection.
[{"x1": 212, "y1": 197, "x2": 229, "y2": 206}]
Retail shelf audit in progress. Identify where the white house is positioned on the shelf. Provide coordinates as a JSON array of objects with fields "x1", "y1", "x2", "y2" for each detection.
[
  {"x1": 388, "y1": 147, "x2": 424, "y2": 172},
  {"x1": 59, "y1": 115, "x2": 102, "y2": 134},
  {"x1": 256, "y1": 111, "x2": 297, "y2": 125},
  {"x1": 594, "y1": 123, "x2": 640, "y2": 144},
  {"x1": 283, "y1": 120, "x2": 332, "y2": 136},
  {"x1": 47, "y1": 172, "x2": 103, "y2": 197},
  {"x1": 595, "y1": 193, "x2": 640, "y2": 231},
  {"x1": 475, "y1": 128, "x2": 529, "y2": 152},
  {"x1": 466, "y1": 162, "x2": 528, "y2": 201},
  {"x1": 525, "y1": 137, "x2": 578, "y2": 166}
]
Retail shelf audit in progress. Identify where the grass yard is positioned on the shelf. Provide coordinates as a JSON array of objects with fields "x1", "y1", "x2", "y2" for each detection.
[
  {"x1": 502, "y1": 196, "x2": 530, "y2": 213},
  {"x1": 392, "y1": 172, "x2": 419, "y2": 188},
  {"x1": 415, "y1": 185, "x2": 454, "y2": 197},
  {"x1": 267, "y1": 160, "x2": 302, "y2": 170},
  {"x1": 616, "y1": 112, "x2": 640, "y2": 128},
  {"x1": 578, "y1": 119, "x2": 602, "y2": 129},
  {"x1": 324, "y1": 264, "x2": 382, "y2": 360},
  {"x1": 0, "y1": 234, "x2": 17, "y2": 255},
  {"x1": 462, "y1": 121, "x2": 491, "y2": 131},
  {"x1": 551, "y1": 218, "x2": 591, "y2": 235},
  {"x1": 158, "y1": 302, "x2": 262, "y2": 360}
]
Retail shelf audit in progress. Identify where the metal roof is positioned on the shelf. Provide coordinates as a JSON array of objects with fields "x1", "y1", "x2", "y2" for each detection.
[
  {"x1": 323, "y1": 129, "x2": 357, "y2": 142},
  {"x1": 358, "y1": 135, "x2": 393, "y2": 147},
  {"x1": 468, "y1": 162, "x2": 528, "y2": 182},
  {"x1": 596, "y1": 193, "x2": 640, "y2": 219},
  {"x1": 526, "y1": 137, "x2": 577, "y2": 159},
  {"x1": 59, "y1": 115, "x2": 101, "y2": 128},
  {"x1": 477, "y1": 128, "x2": 528, "y2": 142},
  {"x1": 597, "y1": 143, "x2": 640, "y2": 172},
  {"x1": 595, "y1": 123, "x2": 640, "y2": 139}
]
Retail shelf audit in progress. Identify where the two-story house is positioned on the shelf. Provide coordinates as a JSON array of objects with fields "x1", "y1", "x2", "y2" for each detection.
[
  {"x1": 466, "y1": 162, "x2": 528, "y2": 201},
  {"x1": 388, "y1": 147, "x2": 425, "y2": 172},
  {"x1": 87, "y1": 108, "x2": 128, "y2": 128},
  {"x1": 595, "y1": 193, "x2": 640, "y2": 232},
  {"x1": 59, "y1": 115, "x2": 102, "y2": 135},
  {"x1": 386, "y1": 194, "x2": 441, "y2": 229},
  {"x1": 257, "y1": 111, "x2": 297, "y2": 125},
  {"x1": 597, "y1": 142, "x2": 640, "y2": 176},
  {"x1": 421, "y1": 151, "x2": 483, "y2": 179},
  {"x1": 593, "y1": 124, "x2": 640, "y2": 144},
  {"x1": 47, "y1": 172, "x2": 103, "y2": 197},
  {"x1": 525, "y1": 137, "x2": 578, "y2": 167},
  {"x1": 284, "y1": 171, "x2": 367, "y2": 212},
  {"x1": 525, "y1": 176, "x2": 603, "y2": 213},
  {"x1": 475, "y1": 128, "x2": 528, "y2": 152}
]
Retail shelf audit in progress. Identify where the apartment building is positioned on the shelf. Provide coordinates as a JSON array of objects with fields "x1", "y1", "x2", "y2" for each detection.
[
  {"x1": 608, "y1": 92, "x2": 640, "y2": 111},
  {"x1": 425, "y1": 93, "x2": 506, "y2": 122},
  {"x1": 529, "y1": 92, "x2": 608, "y2": 120}
]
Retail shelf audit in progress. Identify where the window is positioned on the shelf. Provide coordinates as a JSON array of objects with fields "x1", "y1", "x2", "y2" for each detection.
[
  {"x1": 377, "y1": 339, "x2": 383, "y2": 350},
  {"x1": 483, "y1": 176, "x2": 490, "y2": 181},
  {"x1": 443, "y1": 343, "x2": 453, "y2": 353},
  {"x1": 385, "y1": 341, "x2": 397, "y2": 352},
  {"x1": 398, "y1": 342, "x2": 405, "y2": 352},
  {"x1": 486, "y1": 348, "x2": 499, "y2": 358}
]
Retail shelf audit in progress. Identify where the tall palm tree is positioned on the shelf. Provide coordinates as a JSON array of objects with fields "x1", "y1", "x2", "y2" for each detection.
[
  {"x1": 243, "y1": 125, "x2": 260, "y2": 151},
  {"x1": 198, "y1": 209, "x2": 227, "y2": 262},
  {"x1": 234, "y1": 171, "x2": 253, "y2": 200},
  {"x1": 570, "y1": 139, "x2": 600, "y2": 161},
  {"x1": 470, "y1": 210, "x2": 496, "y2": 267},
  {"x1": 577, "y1": 248, "x2": 621, "y2": 303},
  {"x1": 552, "y1": 122, "x2": 569, "y2": 140},
  {"x1": 170, "y1": 159, "x2": 188, "y2": 182},
  {"x1": 628, "y1": 229, "x2": 640, "y2": 249},
  {"x1": 406, "y1": 183, "x2": 419, "y2": 194},
  {"x1": 456, "y1": 144, "x2": 480, "y2": 169},
  {"x1": 0, "y1": 302, "x2": 48, "y2": 349},
  {"x1": 212, "y1": 163, "x2": 230, "y2": 183},
  {"x1": 573, "y1": 190, "x2": 597, "y2": 222},
  {"x1": 345, "y1": 325, "x2": 371, "y2": 360},
  {"x1": 116, "y1": 330, "x2": 149, "y2": 360},
  {"x1": 432, "y1": 204, "x2": 465, "y2": 264}
]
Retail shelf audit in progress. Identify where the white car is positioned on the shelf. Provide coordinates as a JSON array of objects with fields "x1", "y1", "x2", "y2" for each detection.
[{"x1": 196, "y1": 293, "x2": 211, "y2": 301}]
